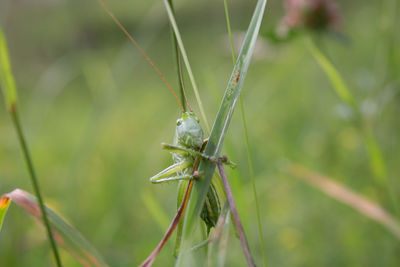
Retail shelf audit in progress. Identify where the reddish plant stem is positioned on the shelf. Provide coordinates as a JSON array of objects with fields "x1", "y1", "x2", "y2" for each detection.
[
  {"x1": 140, "y1": 153, "x2": 203, "y2": 267},
  {"x1": 217, "y1": 160, "x2": 255, "y2": 267},
  {"x1": 139, "y1": 179, "x2": 194, "y2": 267}
]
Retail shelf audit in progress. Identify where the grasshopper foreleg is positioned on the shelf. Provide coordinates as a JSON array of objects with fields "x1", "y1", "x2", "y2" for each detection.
[
  {"x1": 150, "y1": 160, "x2": 202, "y2": 184},
  {"x1": 150, "y1": 161, "x2": 190, "y2": 184},
  {"x1": 162, "y1": 143, "x2": 237, "y2": 168}
]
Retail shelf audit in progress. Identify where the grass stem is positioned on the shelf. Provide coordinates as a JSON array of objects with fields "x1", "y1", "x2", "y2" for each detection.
[
  {"x1": 162, "y1": 0, "x2": 211, "y2": 133},
  {"x1": 168, "y1": 0, "x2": 188, "y2": 112},
  {"x1": 175, "y1": 1, "x2": 267, "y2": 265},
  {"x1": 217, "y1": 161, "x2": 255, "y2": 267},
  {"x1": 224, "y1": 1, "x2": 268, "y2": 265},
  {"x1": 0, "y1": 27, "x2": 62, "y2": 267},
  {"x1": 10, "y1": 109, "x2": 63, "y2": 267}
]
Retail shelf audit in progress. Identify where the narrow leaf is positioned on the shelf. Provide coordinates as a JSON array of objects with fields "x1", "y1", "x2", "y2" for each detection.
[
  {"x1": 307, "y1": 38, "x2": 387, "y2": 185},
  {"x1": 307, "y1": 38, "x2": 355, "y2": 106},
  {"x1": 0, "y1": 189, "x2": 108, "y2": 267},
  {"x1": 176, "y1": 0, "x2": 267, "y2": 265},
  {"x1": 287, "y1": 164, "x2": 400, "y2": 240},
  {"x1": 363, "y1": 128, "x2": 386, "y2": 183},
  {"x1": 0, "y1": 27, "x2": 18, "y2": 111},
  {"x1": 142, "y1": 191, "x2": 170, "y2": 230},
  {"x1": 1, "y1": 25, "x2": 62, "y2": 266},
  {"x1": 0, "y1": 195, "x2": 11, "y2": 231},
  {"x1": 162, "y1": 0, "x2": 211, "y2": 133},
  {"x1": 224, "y1": 0, "x2": 268, "y2": 264}
]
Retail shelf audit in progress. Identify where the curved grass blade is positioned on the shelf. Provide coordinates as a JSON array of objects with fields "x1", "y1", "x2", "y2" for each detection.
[
  {"x1": 306, "y1": 38, "x2": 398, "y2": 215},
  {"x1": 307, "y1": 38, "x2": 387, "y2": 184},
  {"x1": 0, "y1": 196, "x2": 11, "y2": 232},
  {"x1": 0, "y1": 26, "x2": 62, "y2": 266},
  {"x1": 167, "y1": 0, "x2": 188, "y2": 112},
  {"x1": 307, "y1": 38, "x2": 355, "y2": 107},
  {"x1": 175, "y1": 0, "x2": 267, "y2": 265},
  {"x1": 0, "y1": 189, "x2": 108, "y2": 267},
  {"x1": 286, "y1": 163, "x2": 400, "y2": 240}
]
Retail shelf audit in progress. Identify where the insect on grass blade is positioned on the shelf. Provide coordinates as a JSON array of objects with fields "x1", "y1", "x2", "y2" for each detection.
[{"x1": 176, "y1": 0, "x2": 267, "y2": 265}]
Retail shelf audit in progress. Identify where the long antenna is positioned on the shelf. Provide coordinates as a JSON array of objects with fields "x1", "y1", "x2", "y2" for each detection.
[{"x1": 96, "y1": 0, "x2": 184, "y2": 111}]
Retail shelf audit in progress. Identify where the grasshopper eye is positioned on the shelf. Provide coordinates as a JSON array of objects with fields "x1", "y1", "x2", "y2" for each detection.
[{"x1": 176, "y1": 119, "x2": 183, "y2": 126}]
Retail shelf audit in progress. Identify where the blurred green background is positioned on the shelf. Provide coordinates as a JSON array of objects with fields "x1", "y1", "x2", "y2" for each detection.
[{"x1": 0, "y1": 0, "x2": 399, "y2": 266}]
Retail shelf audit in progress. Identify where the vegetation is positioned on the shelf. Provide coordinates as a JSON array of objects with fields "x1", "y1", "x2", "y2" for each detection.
[{"x1": 0, "y1": 0, "x2": 399, "y2": 266}]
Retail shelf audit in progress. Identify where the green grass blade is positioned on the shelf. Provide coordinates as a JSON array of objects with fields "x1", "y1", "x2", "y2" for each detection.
[
  {"x1": 162, "y1": 0, "x2": 210, "y2": 133},
  {"x1": 0, "y1": 26, "x2": 62, "y2": 266},
  {"x1": 167, "y1": 0, "x2": 187, "y2": 112},
  {"x1": 1, "y1": 189, "x2": 108, "y2": 267},
  {"x1": 307, "y1": 38, "x2": 388, "y2": 185},
  {"x1": 363, "y1": 127, "x2": 387, "y2": 183},
  {"x1": 307, "y1": 38, "x2": 355, "y2": 106},
  {"x1": 223, "y1": 0, "x2": 236, "y2": 66},
  {"x1": 0, "y1": 27, "x2": 17, "y2": 111},
  {"x1": 141, "y1": 191, "x2": 170, "y2": 231},
  {"x1": 176, "y1": 0, "x2": 267, "y2": 265},
  {"x1": 224, "y1": 0, "x2": 268, "y2": 265},
  {"x1": 239, "y1": 98, "x2": 268, "y2": 265}
]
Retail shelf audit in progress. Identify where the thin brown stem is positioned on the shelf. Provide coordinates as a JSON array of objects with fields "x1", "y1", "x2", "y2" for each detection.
[
  {"x1": 140, "y1": 179, "x2": 194, "y2": 267},
  {"x1": 140, "y1": 147, "x2": 205, "y2": 267},
  {"x1": 95, "y1": 0, "x2": 184, "y2": 111},
  {"x1": 10, "y1": 109, "x2": 62, "y2": 267},
  {"x1": 217, "y1": 160, "x2": 255, "y2": 267}
]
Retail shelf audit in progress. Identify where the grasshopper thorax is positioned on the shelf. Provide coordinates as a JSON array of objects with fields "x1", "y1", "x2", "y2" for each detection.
[{"x1": 175, "y1": 112, "x2": 203, "y2": 150}]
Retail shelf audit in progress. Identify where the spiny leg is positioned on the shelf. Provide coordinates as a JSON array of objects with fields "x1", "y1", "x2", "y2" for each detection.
[
  {"x1": 162, "y1": 143, "x2": 209, "y2": 158},
  {"x1": 150, "y1": 160, "x2": 190, "y2": 184},
  {"x1": 216, "y1": 160, "x2": 255, "y2": 267},
  {"x1": 162, "y1": 143, "x2": 237, "y2": 168},
  {"x1": 151, "y1": 174, "x2": 192, "y2": 184}
]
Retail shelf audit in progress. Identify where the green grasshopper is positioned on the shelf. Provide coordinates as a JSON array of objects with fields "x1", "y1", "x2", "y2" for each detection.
[
  {"x1": 138, "y1": 111, "x2": 237, "y2": 267},
  {"x1": 150, "y1": 113, "x2": 234, "y2": 241},
  {"x1": 96, "y1": 1, "x2": 255, "y2": 266},
  {"x1": 150, "y1": 112, "x2": 223, "y2": 232}
]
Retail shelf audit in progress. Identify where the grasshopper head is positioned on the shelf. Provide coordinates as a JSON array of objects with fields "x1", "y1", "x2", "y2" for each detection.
[{"x1": 176, "y1": 112, "x2": 203, "y2": 149}]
